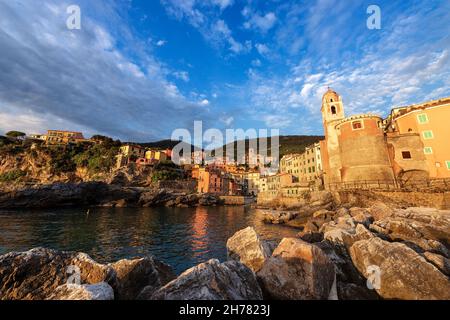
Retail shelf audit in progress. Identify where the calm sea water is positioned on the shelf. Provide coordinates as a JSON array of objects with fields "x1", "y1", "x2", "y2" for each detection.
[{"x1": 0, "y1": 206, "x2": 298, "y2": 274}]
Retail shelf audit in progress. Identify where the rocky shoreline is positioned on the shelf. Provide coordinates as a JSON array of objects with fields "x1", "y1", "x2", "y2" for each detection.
[
  {"x1": 0, "y1": 182, "x2": 222, "y2": 209},
  {"x1": 1, "y1": 202, "x2": 449, "y2": 300}
]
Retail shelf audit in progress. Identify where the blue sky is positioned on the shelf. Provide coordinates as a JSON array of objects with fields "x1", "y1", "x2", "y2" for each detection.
[{"x1": 0, "y1": 0, "x2": 449, "y2": 142}]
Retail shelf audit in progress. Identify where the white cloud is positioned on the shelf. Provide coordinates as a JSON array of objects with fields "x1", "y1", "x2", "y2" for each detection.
[
  {"x1": 255, "y1": 43, "x2": 270, "y2": 56},
  {"x1": 156, "y1": 40, "x2": 167, "y2": 47},
  {"x1": 243, "y1": 10, "x2": 277, "y2": 34},
  {"x1": 173, "y1": 71, "x2": 190, "y2": 82},
  {"x1": 200, "y1": 99, "x2": 210, "y2": 106},
  {"x1": 0, "y1": 0, "x2": 214, "y2": 141}
]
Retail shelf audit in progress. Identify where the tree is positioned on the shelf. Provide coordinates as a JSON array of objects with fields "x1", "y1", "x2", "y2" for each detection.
[{"x1": 6, "y1": 131, "x2": 26, "y2": 139}]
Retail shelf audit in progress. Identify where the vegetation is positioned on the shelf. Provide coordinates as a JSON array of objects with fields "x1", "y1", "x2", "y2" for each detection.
[
  {"x1": 0, "y1": 169, "x2": 26, "y2": 182},
  {"x1": 151, "y1": 161, "x2": 184, "y2": 182},
  {"x1": 5, "y1": 131, "x2": 26, "y2": 139}
]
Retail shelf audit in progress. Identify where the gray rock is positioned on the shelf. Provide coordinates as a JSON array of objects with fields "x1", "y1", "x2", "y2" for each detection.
[
  {"x1": 47, "y1": 282, "x2": 114, "y2": 300},
  {"x1": 150, "y1": 259, "x2": 263, "y2": 300},
  {"x1": 110, "y1": 257, "x2": 175, "y2": 300}
]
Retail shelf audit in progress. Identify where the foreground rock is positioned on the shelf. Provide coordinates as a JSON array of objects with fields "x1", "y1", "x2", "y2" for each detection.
[
  {"x1": 227, "y1": 227, "x2": 274, "y2": 273},
  {"x1": 257, "y1": 238, "x2": 335, "y2": 300},
  {"x1": 47, "y1": 283, "x2": 114, "y2": 300},
  {"x1": 110, "y1": 257, "x2": 175, "y2": 300},
  {"x1": 150, "y1": 259, "x2": 263, "y2": 300},
  {"x1": 0, "y1": 248, "x2": 176, "y2": 301},
  {"x1": 0, "y1": 248, "x2": 116, "y2": 300},
  {"x1": 350, "y1": 237, "x2": 450, "y2": 300}
]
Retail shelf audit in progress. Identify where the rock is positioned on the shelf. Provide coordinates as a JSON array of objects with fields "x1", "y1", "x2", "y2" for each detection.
[
  {"x1": 47, "y1": 283, "x2": 114, "y2": 300},
  {"x1": 335, "y1": 207, "x2": 350, "y2": 218},
  {"x1": 324, "y1": 224, "x2": 374, "y2": 251},
  {"x1": 349, "y1": 207, "x2": 370, "y2": 218},
  {"x1": 262, "y1": 210, "x2": 298, "y2": 225},
  {"x1": 369, "y1": 202, "x2": 393, "y2": 221},
  {"x1": 315, "y1": 241, "x2": 377, "y2": 300},
  {"x1": 297, "y1": 230, "x2": 324, "y2": 243},
  {"x1": 0, "y1": 248, "x2": 117, "y2": 300},
  {"x1": 150, "y1": 259, "x2": 263, "y2": 300},
  {"x1": 309, "y1": 191, "x2": 334, "y2": 207},
  {"x1": 370, "y1": 208, "x2": 450, "y2": 250},
  {"x1": 226, "y1": 227, "x2": 273, "y2": 273},
  {"x1": 337, "y1": 282, "x2": 380, "y2": 300},
  {"x1": 349, "y1": 237, "x2": 450, "y2": 300},
  {"x1": 423, "y1": 252, "x2": 450, "y2": 276},
  {"x1": 139, "y1": 189, "x2": 175, "y2": 207},
  {"x1": 0, "y1": 182, "x2": 140, "y2": 209},
  {"x1": 257, "y1": 238, "x2": 335, "y2": 300},
  {"x1": 110, "y1": 257, "x2": 175, "y2": 300},
  {"x1": 352, "y1": 213, "x2": 374, "y2": 228}
]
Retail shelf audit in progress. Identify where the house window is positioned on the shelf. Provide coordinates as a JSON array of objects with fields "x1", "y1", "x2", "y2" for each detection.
[
  {"x1": 423, "y1": 130, "x2": 434, "y2": 140},
  {"x1": 417, "y1": 114, "x2": 429, "y2": 124},
  {"x1": 402, "y1": 151, "x2": 412, "y2": 159},
  {"x1": 446, "y1": 161, "x2": 450, "y2": 170},
  {"x1": 352, "y1": 121, "x2": 363, "y2": 130},
  {"x1": 424, "y1": 147, "x2": 433, "y2": 155}
]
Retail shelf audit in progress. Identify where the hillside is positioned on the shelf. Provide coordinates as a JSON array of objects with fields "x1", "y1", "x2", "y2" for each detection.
[{"x1": 213, "y1": 135, "x2": 324, "y2": 158}]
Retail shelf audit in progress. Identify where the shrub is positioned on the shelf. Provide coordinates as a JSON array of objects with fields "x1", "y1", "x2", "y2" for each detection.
[{"x1": 0, "y1": 169, "x2": 26, "y2": 182}]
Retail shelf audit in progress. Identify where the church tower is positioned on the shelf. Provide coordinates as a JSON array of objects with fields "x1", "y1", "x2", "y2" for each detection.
[{"x1": 321, "y1": 88, "x2": 345, "y2": 185}]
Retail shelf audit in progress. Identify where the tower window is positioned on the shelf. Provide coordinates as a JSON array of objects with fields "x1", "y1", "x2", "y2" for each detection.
[
  {"x1": 330, "y1": 99, "x2": 334, "y2": 102},
  {"x1": 352, "y1": 121, "x2": 363, "y2": 130},
  {"x1": 424, "y1": 147, "x2": 433, "y2": 155},
  {"x1": 331, "y1": 106, "x2": 337, "y2": 115},
  {"x1": 402, "y1": 151, "x2": 412, "y2": 159}
]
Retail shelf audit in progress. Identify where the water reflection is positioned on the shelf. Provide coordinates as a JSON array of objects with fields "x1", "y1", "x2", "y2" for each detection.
[{"x1": 0, "y1": 206, "x2": 298, "y2": 274}]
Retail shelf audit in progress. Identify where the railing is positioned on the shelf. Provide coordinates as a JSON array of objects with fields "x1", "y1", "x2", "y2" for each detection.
[{"x1": 327, "y1": 178, "x2": 450, "y2": 192}]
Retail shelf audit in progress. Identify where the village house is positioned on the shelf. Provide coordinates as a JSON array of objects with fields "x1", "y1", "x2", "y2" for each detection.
[
  {"x1": 384, "y1": 97, "x2": 450, "y2": 179},
  {"x1": 44, "y1": 130, "x2": 87, "y2": 145},
  {"x1": 197, "y1": 167, "x2": 233, "y2": 195}
]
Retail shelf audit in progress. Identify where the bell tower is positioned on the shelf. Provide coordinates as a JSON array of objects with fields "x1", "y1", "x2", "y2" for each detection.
[
  {"x1": 321, "y1": 88, "x2": 345, "y2": 124},
  {"x1": 321, "y1": 88, "x2": 345, "y2": 185}
]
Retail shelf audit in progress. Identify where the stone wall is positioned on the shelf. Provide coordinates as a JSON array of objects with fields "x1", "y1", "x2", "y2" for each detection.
[{"x1": 219, "y1": 196, "x2": 255, "y2": 206}]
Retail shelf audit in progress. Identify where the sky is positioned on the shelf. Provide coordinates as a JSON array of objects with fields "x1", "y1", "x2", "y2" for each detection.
[{"x1": 0, "y1": 0, "x2": 449, "y2": 143}]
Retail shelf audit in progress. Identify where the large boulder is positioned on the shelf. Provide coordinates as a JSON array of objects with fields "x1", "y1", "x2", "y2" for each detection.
[
  {"x1": 150, "y1": 259, "x2": 263, "y2": 300},
  {"x1": 0, "y1": 248, "x2": 116, "y2": 300},
  {"x1": 47, "y1": 282, "x2": 114, "y2": 300},
  {"x1": 226, "y1": 227, "x2": 273, "y2": 273},
  {"x1": 257, "y1": 238, "x2": 335, "y2": 300},
  {"x1": 110, "y1": 257, "x2": 175, "y2": 300},
  {"x1": 350, "y1": 237, "x2": 450, "y2": 300},
  {"x1": 262, "y1": 210, "x2": 298, "y2": 225},
  {"x1": 370, "y1": 207, "x2": 450, "y2": 254}
]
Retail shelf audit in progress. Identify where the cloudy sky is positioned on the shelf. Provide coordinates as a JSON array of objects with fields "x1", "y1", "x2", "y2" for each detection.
[{"x1": 0, "y1": 0, "x2": 449, "y2": 142}]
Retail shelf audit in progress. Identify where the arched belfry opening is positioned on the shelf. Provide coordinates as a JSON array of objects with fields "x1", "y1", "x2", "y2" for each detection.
[{"x1": 331, "y1": 106, "x2": 337, "y2": 115}]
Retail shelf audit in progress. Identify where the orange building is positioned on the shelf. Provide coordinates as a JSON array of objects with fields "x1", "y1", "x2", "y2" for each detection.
[
  {"x1": 319, "y1": 89, "x2": 450, "y2": 187},
  {"x1": 197, "y1": 167, "x2": 231, "y2": 195},
  {"x1": 385, "y1": 97, "x2": 450, "y2": 178}
]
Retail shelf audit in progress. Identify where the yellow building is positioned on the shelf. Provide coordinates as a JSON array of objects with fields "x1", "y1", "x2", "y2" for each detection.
[
  {"x1": 120, "y1": 145, "x2": 146, "y2": 158},
  {"x1": 45, "y1": 130, "x2": 86, "y2": 145},
  {"x1": 145, "y1": 150, "x2": 168, "y2": 162},
  {"x1": 280, "y1": 143, "x2": 323, "y2": 183},
  {"x1": 385, "y1": 97, "x2": 450, "y2": 178}
]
